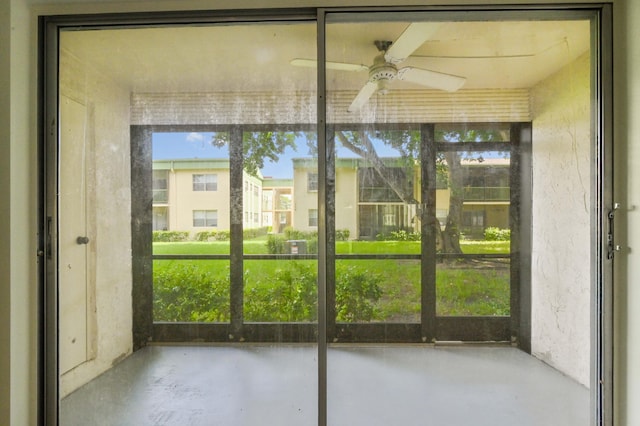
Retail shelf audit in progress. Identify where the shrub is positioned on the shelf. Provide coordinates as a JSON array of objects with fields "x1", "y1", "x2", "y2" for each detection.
[
  {"x1": 153, "y1": 262, "x2": 382, "y2": 323},
  {"x1": 335, "y1": 265, "x2": 383, "y2": 322},
  {"x1": 335, "y1": 229, "x2": 350, "y2": 241},
  {"x1": 243, "y1": 227, "x2": 269, "y2": 239},
  {"x1": 244, "y1": 262, "x2": 317, "y2": 321},
  {"x1": 153, "y1": 263, "x2": 230, "y2": 322},
  {"x1": 152, "y1": 231, "x2": 190, "y2": 242},
  {"x1": 266, "y1": 234, "x2": 287, "y2": 254},
  {"x1": 195, "y1": 230, "x2": 216, "y2": 241},
  {"x1": 484, "y1": 227, "x2": 511, "y2": 241},
  {"x1": 375, "y1": 229, "x2": 421, "y2": 241}
]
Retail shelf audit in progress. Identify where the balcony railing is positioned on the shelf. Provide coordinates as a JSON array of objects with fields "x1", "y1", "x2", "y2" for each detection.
[
  {"x1": 153, "y1": 189, "x2": 168, "y2": 203},
  {"x1": 463, "y1": 186, "x2": 510, "y2": 201}
]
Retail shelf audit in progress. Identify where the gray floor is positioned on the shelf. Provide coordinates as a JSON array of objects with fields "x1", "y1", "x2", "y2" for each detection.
[{"x1": 61, "y1": 344, "x2": 589, "y2": 426}]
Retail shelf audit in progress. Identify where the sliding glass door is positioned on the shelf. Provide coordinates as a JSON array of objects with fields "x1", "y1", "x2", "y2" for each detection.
[{"x1": 45, "y1": 5, "x2": 611, "y2": 425}]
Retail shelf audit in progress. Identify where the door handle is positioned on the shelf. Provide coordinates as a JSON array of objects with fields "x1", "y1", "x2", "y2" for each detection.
[{"x1": 76, "y1": 236, "x2": 90, "y2": 245}]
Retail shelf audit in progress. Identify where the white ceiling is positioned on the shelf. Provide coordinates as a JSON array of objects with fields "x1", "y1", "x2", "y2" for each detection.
[{"x1": 60, "y1": 19, "x2": 591, "y2": 94}]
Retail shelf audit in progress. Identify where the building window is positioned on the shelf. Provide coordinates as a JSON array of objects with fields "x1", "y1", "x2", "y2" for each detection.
[
  {"x1": 192, "y1": 174, "x2": 217, "y2": 191},
  {"x1": 358, "y1": 167, "x2": 411, "y2": 202},
  {"x1": 152, "y1": 170, "x2": 168, "y2": 203},
  {"x1": 193, "y1": 210, "x2": 217, "y2": 227},
  {"x1": 308, "y1": 209, "x2": 318, "y2": 227},
  {"x1": 307, "y1": 172, "x2": 318, "y2": 192}
]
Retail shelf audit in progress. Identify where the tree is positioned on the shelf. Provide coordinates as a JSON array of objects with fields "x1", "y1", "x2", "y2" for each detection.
[{"x1": 211, "y1": 127, "x2": 504, "y2": 254}]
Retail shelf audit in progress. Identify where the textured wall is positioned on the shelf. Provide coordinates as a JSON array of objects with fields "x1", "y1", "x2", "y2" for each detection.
[
  {"x1": 58, "y1": 46, "x2": 133, "y2": 397},
  {"x1": 530, "y1": 51, "x2": 591, "y2": 386}
]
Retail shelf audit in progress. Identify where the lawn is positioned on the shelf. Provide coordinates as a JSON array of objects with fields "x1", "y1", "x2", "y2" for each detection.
[{"x1": 152, "y1": 239, "x2": 510, "y2": 322}]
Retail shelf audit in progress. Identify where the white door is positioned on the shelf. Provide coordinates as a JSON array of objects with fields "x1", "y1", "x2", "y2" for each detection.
[{"x1": 59, "y1": 95, "x2": 89, "y2": 374}]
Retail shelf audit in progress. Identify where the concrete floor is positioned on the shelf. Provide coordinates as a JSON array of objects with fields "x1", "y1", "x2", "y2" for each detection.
[{"x1": 60, "y1": 344, "x2": 589, "y2": 426}]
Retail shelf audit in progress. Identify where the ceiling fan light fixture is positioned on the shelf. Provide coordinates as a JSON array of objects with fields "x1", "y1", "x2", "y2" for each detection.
[{"x1": 377, "y1": 79, "x2": 390, "y2": 95}]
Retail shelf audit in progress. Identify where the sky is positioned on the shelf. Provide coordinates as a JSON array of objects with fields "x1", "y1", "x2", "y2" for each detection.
[
  {"x1": 152, "y1": 131, "x2": 509, "y2": 179},
  {"x1": 152, "y1": 132, "x2": 304, "y2": 179}
]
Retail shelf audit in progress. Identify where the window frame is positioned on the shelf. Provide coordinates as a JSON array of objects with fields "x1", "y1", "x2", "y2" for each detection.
[{"x1": 192, "y1": 173, "x2": 218, "y2": 191}]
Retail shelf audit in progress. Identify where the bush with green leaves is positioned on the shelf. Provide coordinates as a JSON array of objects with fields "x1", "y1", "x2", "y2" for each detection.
[
  {"x1": 153, "y1": 263, "x2": 230, "y2": 322},
  {"x1": 268, "y1": 228, "x2": 318, "y2": 254},
  {"x1": 335, "y1": 265, "x2": 383, "y2": 322},
  {"x1": 484, "y1": 227, "x2": 511, "y2": 241},
  {"x1": 153, "y1": 231, "x2": 190, "y2": 242},
  {"x1": 375, "y1": 229, "x2": 421, "y2": 241},
  {"x1": 153, "y1": 262, "x2": 383, "y2": 323},
  {"x1": 194, "y1": 230, "x2": 231, "y2": 241},
  {"x1": 335, "y1": 229, "x2": 350, "y2": 241},
  {"x1": 244, "y1": 262, "x2": 317, "y2": 321},
  {"x1": 266, "y1": 234, "x2": 287, "y2": 254},
  {"x1": 243, "y1": 227, "x2": 269, "y2": 239}
]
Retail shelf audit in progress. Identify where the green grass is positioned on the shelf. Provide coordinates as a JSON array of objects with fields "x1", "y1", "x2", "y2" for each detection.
[
  {"x1": 154, "y1": 239, "x2": 510, "y2": 255},
  {"x1": 153, "y1": 239, "x2": 510, "y2": 322}
]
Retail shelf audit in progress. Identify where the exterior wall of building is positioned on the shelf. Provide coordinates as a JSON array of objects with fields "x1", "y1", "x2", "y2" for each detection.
[
  {"x1": 530, "y1": 50, "x2": 591, "y2": 386},
  {"x1": 335, "y1": 166, "x2": 359, "y2": 238},
  {"x1": 293, "y1": 164, "x2": 319, "y2": 233},
  {"x1": 170, "y1": 167, "x2": 231, "y2": 232},
  {"x1": 243, "y1": 173, "x2": 263, "y2": 230},
  {"x1": 58, "y1": 46, "x2": 133, "y2": 397}
]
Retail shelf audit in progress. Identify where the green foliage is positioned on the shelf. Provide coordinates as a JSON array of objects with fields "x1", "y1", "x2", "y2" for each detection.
[
  {"x1": 335, "y1": 265, "x2": 383, "y2": 322},
  {"x1": 153, "y1": 231, "x2": 190, "y2": 242},
  {"x1": 266, "y1": 234, "x2": 287, "y2": 254},
  {"x1": 153, "y1": 263, "x2": 230, "y2": 322},
  {"x1": 210, "y1": 131, "x2": 316, "y2": 177},
  {"x1": 484, "y1": 227, "x2": 511, "y2": 241},
  {"x1": 244, "y1": 262, "x2": 317, "y2": 321},
  {"x1": 436, "y1": 268, "x2": 510, "y2": 316},
  {"x1": 375, "y1": 229, "x2": 421, "y2": 241},
  {"x1": 243, "y1": 227, "x2": 269, "y2": 239},
  {"x1": 280, "y1": 227, "x2": 318, "y2": 254},
  {"x1": 195, "y1": 230, "x2": 230, "y2": 241},
  {"x1": 335, "y1": 229, "x2": 350, "y2": 241}
]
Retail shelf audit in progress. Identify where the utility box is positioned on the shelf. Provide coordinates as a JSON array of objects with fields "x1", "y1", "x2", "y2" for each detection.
[{"x1": 286, "y1": 240, "x2": 307, "y2": 255}]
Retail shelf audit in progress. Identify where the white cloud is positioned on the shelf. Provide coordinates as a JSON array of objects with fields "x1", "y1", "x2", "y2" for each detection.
[{"x1": 186, "y1": 132, "x2": 204, "y2": 142}]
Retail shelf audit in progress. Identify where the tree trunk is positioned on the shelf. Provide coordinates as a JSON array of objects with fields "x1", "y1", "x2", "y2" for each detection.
[{"x1": 442, "y1": 152, "x2": 464, "y2": 254}]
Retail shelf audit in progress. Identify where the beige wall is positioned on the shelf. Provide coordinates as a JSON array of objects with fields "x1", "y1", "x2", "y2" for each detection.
[
  {"x1": 530, "y1": 50, "x2": 591, "y2": 386},
  {"x1": 335, "y1": 167, "x2": 358, "y2": 237},
  {"x1": 293, "y1": 166, "x2": 318, "y2": 232},
  {"x1": 57, "y1": 46, "x2": 134, "y2": 397},
  {"x1": 5, "y1": 1, "x2": 640, "y2": 425},
  {"x1": 170, "y1": 169, "x2": 231, "y2": 232}
]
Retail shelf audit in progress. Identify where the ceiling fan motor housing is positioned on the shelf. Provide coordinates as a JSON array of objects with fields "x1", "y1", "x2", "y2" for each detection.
[{"x1": 369, "y1": 54, "x2": 398, "y2": 94}]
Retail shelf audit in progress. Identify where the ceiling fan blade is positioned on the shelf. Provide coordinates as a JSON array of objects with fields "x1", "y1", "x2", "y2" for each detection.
[
  {"x1": 290, "y1": 58, "x2": 369, "y2": 72},
  {"x1": 397, "y1": 67, "x2": 466, "y2": 92},
  {"x1": 385, "y1": 22, "x2": 443, "y2": 63},
  {"x1": 347, "y1": 82, "x2": 378, "y2": 112}
]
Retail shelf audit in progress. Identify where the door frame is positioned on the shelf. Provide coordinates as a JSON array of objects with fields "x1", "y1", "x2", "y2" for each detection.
[{"x1": 39, "y1": 4, "x2": 614, "y2": 425}]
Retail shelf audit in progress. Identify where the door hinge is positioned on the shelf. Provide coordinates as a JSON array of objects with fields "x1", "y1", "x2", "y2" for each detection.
[{"x1": 607, "y1": 203, "x2": 621, "y2": 260}]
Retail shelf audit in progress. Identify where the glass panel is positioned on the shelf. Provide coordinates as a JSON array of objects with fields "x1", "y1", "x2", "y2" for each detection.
[
  {"x1": 435, "y1": 123, "x2": 511, "y2": 143},
  {"x1": 327, "y1": 11, "x2": 593, "y2": 426},
  {"x1": 153, "y1": 259, "x2": 231, "y2": 322},
  {"x1": 58, "y1": 20, "x2": 317, "y2": 425},
  {"x1": 152, "y1": 131, "x2": 231, "y2": 322},
  {"x1": 436, "y1": 148, "x2": 511, "y2": 315},
  {"x1": 333, "y1": 129, "x2": 421, "y2": 324},
  {"x1": 242, "y1": 133, "x2": 318, "y2": 323}
]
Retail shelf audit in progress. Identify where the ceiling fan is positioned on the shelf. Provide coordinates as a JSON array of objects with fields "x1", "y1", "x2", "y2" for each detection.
[{"x1": 290, "y1": 22, "x2": 467, "y2": 112}]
